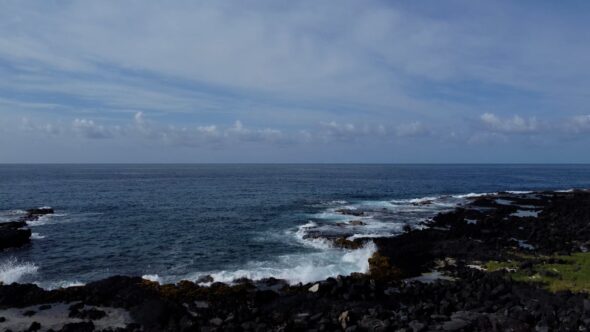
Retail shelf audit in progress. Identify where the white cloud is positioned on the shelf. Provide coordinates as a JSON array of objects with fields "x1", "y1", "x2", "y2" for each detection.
[
  {"x1": 395, "y1": 122, "x2": 428, "y2": 137},
  {"x1": 564, "y1": 114, "x2": 590, "y2": 134},
  {"x1": 480, "y1": 113, "x2": 538, "y2": 134},
  {"x1": 72, "y1": 119, "x2": 114, "y2": 139},
  {"x1": 21, "y1": 117, "x2": 63, "y2": 136},
  {"x1": 316, "y1": 120, "x2": 429, "y2": 141}
]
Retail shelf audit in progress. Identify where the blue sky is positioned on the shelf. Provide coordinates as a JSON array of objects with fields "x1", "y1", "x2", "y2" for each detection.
[{"x1": 1, "y1": 0, "x2": 589, "y2": 163}]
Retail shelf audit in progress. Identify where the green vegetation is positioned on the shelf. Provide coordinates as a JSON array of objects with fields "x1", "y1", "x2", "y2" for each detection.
[
  {"x1": 485, "y1": 260, "x2": 519, "y2": 272},
  {"x1": 484, "y1": 252, "x2": 590, "y2": 293}
]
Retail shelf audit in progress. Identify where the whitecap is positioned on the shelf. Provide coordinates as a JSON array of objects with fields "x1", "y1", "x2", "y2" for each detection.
[
  {"x1": 452, "y1": 192, "x2": 492, "y2": 199},
  {"x1": 505, "y1": 190, "x2": 533, "y2": 194},
  {"x1": 26, "y1": 213, "x2": 67, "y2": 227},
  {"x1": 39, "y1": 280, "x2": 85, "y2": 290},
  {"x1": 31, "y1": 233, "x2": 46, "y2": 239},
  {"x1": 185, "y1": 242, "x2": 377, "y2": 285},
  {"x1": 142, "y1": 274, "x2": 162, "y2": 283},
  {"x1": 0, "y1": 257, "x2": 38, "y2": 284},
  {"x1": 556, "y1": 188, "x2": 575, "y2": 193},
  {"x1": 293, "y1": 221, "x2": 334, "y2": 250},
  {"x1": 510, "y1": 210, "x2": 540, "y2": 218}
]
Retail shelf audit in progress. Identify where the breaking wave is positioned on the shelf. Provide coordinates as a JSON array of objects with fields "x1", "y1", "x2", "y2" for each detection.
[
  {"x1": 0, "y1": 257, "x2": 38, "y2": 284},
  {"x1": 186, "y1": 241, "x2": 376, "y2": 285}
]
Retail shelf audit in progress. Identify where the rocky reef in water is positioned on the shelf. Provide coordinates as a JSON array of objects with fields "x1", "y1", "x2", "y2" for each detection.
[
  {"x1": 1, "y1": 192, "x2": 590, "y2": 331},
  {"x1": 0, "y1": 208, "x2": 53, "y2": 250}
]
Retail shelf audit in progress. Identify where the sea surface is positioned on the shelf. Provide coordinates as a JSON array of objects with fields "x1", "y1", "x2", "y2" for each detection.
[{"x1": 1, "y1": 164, "x2": 590, "y2": 289}]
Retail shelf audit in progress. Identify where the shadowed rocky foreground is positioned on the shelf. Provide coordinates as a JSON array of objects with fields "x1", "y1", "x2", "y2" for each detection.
[{"x1": 1, "y1": 191, "x2": 590, "y2": 331}]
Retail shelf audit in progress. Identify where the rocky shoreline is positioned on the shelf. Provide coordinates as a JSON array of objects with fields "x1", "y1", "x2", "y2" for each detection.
[{"x1": 1, "y1": 191, "x2": 590, "y2": 331}]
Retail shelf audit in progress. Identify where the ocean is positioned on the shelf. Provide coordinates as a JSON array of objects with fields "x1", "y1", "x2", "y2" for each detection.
[{"x1": 1, "y1": 164, "x2": 590, "y2": 289}]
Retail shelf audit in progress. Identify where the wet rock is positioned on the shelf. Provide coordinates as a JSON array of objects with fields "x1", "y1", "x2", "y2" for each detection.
[
  {"x1": 333, "y1": 237, "x2": 364, "y2": 249},
  {"x1": 196, "y1": 275, "x2": 214, "y2": 284},
  {"x1": 0, "y1": 221, "x2": 31, "y2": 250},
  {"x1": 336, "y1": 209, "x2": 365, "y2": 217},
  {"x1": 26, "y1": 208, "x2": 54, "y2": 216}
]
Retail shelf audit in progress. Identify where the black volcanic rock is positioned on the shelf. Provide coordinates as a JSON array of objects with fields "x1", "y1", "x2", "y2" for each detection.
[
  {"x1": 0, "y1": 221, "x2": 31, "y2": 250},
  {"x1": 25, "y1": 208, "x2": 54, "y2": 216}
]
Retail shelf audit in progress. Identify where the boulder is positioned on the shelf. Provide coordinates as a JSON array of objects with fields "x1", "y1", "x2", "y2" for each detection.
[
  {"x1": 26, "y1": 208, "x2": 54, "y2": 216},
  {"x1": 0, "y1": 222, "x2": 32, "y2": 250}
]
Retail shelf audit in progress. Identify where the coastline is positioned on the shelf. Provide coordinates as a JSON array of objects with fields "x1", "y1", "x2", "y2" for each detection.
[{"x1": 1, "y1": 190, "x2": 590, "y2": 331}]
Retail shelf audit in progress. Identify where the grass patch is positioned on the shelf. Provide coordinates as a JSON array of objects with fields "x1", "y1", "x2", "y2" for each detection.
[
  {"x1": 485, "y1": 260, "x2": 519, "y2": 272},
  {"x1": 485, "y1": 252, "x2": 590, "y2": 293}
]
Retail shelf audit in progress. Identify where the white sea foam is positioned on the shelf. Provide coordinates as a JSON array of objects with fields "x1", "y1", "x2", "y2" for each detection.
[
  {"x1": 142, "y1": 274, "x2": 162, "y2": 283},
  {"x1": 505, "y1": 190, "x2": 533, "y2": 194},
  {"x1": 185, "y1": 242, "x2": 377, "y2": 285},
  {"x1": 0, "y1": 258, "x2": 38, "y2": 284},
  {"x1": 511, "y1": 210, "x2": 540, "y2": 218},
  {"x1": 452, "y1": 192, "x2": 491, "y2": 199},
  {"x1": 346, "y1": 233, "x2": 396, "y2": 241},
  {"x1": 294, "y1": 221, "x2": 333, "y2": 249},
  {"x1": 31, "y1": 233, "x2": 46, "y2": 239},
  {"x1": 39, "y1": 280, "x2": 85, "y2": 290},
  {"x1": 0, "y1": 209, "x2": 27, "y2": 222},
  {"x1": 495, "y1": 199, "x2": 513, "y2": 206},
  {"x1": 26, "y1": 215, "x2": 51, "y2": 226},
  {"x1": 556, "y1": 188, "x2": 575, "y2": 193},
  {"x1": 391, "y1": 196, "x2": 439, "y2": 204},
  {"x1": 26, "y1": 213, "x2": 67, "y2": 227}
]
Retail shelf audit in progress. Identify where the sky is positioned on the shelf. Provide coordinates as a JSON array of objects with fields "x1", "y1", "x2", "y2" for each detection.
[{"x1": 1, "y1": 0, "x2": 590, "y2": 163}]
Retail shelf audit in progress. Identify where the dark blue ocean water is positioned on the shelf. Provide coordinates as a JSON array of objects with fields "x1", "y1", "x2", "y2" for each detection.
[{"x1": 1, "y1": 164, "x2": 590, "y2": 288}]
